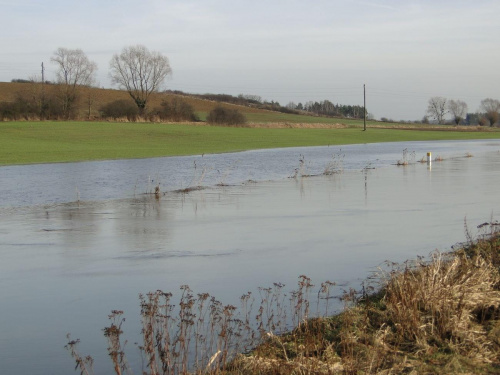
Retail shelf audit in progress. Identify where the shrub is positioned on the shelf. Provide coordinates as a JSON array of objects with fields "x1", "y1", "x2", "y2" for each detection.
[
  {"x1": 43, "y1": 95, "x2": 66, "y2": 119},
  {"x1": 206, "y1": 106, "x2": 247, "y2": 126},
  {"x1": 478, "y1": 117, "x2": 488, "y2": 127},
  {"x1": 0, "y1": 101, "x2": 21, "y2": 120},
  {"x1": 100, "y1": 99, "x2": 139, "y2": 121},
  {"x1": 0, "y1": 94, "x2": 54, "y2": 121},
  {"x1": 153, "y1": 98, "x2": 199, "y2": 122}
]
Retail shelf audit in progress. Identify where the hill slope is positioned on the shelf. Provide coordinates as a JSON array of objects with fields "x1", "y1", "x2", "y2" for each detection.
[{"x1": 0, "y1": 82, "x2": 292, "y2": 121}]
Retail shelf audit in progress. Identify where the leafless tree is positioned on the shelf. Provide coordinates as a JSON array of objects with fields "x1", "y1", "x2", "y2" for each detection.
[
  {"x1": 447, "y1": 99, "x2": 468, "y2": 125},
  {"x1": 82, "y1": 85, "x2": 101, "y2": 120},
  {"x1": 480, "y1": 98, "x2": 500, "y2": 126},
  {"x1": 109, "y1": 45, "x2": 172, "y2": 114},
  {"x1": 51, "y1": 48, "x2": 97, "y2": 119},
  {"x1": 426, "y1": 97, "x2": 447, "y2": 124}
]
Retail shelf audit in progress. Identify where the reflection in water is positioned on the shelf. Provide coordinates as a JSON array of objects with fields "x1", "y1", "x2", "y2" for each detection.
[
  {"x1": 1, "y1": 142, "x2": 500, "y2": 375},
  {"x1": 364, "y1": 169, "x2": 368, "y2": 204},
  {"x1": 1, "y1": 139, "x2": 500, "y2": 208}
]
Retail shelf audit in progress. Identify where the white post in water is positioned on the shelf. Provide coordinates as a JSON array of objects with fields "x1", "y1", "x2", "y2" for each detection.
[{"x1": 427, "y1": 152, "x2": 432, "y2": 165}]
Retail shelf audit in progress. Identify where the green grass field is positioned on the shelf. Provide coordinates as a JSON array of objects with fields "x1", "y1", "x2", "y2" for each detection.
[{"x1": 1, "y1": 121, "x2": 500, "y2": 165}]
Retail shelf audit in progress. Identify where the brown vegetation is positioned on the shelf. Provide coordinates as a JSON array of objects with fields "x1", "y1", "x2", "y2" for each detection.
[
  {"x1": 0, "y1": 82, "x2": 273, "y2": 121},
  {"x1": 206, "y1": 106, "x2": 247, "y2": 126},
  {"x1": 218, "y1": 122, "x2": 348, "y2": 129}
]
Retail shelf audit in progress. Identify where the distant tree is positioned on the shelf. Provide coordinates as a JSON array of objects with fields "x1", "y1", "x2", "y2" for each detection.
[
  {"x1": 11, "y1": 78, "x2": 31, "y2": 84},
  {"x1": 109, "y1": 45, "x2": 172, "y2": 115},
  {"x1": 480, "y1": 98, "x2": 500, "y2": 126},
  {"x1": 426, "y1": 97, "x2": 447, "y2": 124},
  {"x1": 478, "y1": 116, "x2": 489, "y2": 126},
  {"x1": 12, "y1": 78, "x2": 52, "y2": 84},
  {"x1": 51, "y1": 47, "x2": 97, "y2": 119},
  {"x1": 238, "y1": 94, "x2": 262, "y2": 104},
  {"x1": 465, "y1": 112, "x2": 480, "y2": 125},
  {"x1": 82, "y1": 85, "x2": 101, "y2": 120},
  {"x1": 304, "y1": 101, "x2": 315, "y2": 112},
  {"x1": 447, "y1": 99, "x2": 468, "y2": 125}
]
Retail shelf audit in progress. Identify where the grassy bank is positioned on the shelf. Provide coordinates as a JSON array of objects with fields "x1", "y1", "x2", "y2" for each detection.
[
  {"x1": 233, "y1": 229, "x2": 500, "y2": 375},
  {"x1": 68, "y1": 225, "x2": 500, "y2": 375},
  {"x1": 2, "y1": 121, "x2": 500, "y2": 165}
]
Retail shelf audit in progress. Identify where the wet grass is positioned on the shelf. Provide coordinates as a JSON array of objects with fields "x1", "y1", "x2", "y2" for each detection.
[
  {"x1": 67, "y1": 223, "x2": 500, "y2": 375},
  {"x1": 1, "y1": 121, "x2": 500, "y2": 166}
]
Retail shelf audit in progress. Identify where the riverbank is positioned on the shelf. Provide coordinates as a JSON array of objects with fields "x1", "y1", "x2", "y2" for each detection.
[
  {"x1": 1, "y1": 121, "x2": 500, "y2": 165},
  {"x1": 227, "y1": 227, "x2": 500, "y2": 374},
  {"x1": 67, "y1": 225, "x2": 500, "y2": 375}
]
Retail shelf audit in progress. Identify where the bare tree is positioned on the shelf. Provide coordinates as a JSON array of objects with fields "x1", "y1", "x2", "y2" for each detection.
[
  {"x1": 447, "y1": 99, "x2": 468, "y2": 125},
  {"x1": 426, "y1": 97, "x2": 447, "y2": 124},
  {"x1": 109, "y1": 45, "x2": 172, "y2": 114},
  {"x1": 82, "y1": 85, "x2": 101, "y2": 120},
  {"x1": 480, "y1": 98, "x2": 500, "y2": 127},
  {"x1": 51, "y1": 48, "x2": 97, "y2": 119}
]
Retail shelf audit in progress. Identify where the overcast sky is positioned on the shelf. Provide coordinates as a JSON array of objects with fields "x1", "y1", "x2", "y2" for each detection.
[{"x1": 1, "y1": 0, "x2": 499, "y2": 120}]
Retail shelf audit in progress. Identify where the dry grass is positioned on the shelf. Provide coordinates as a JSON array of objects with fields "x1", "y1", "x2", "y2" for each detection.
[
  {"x1": 232, "y1": 122, "x2": 349, "y2": 129},
  {"x1": 228, "y1": 229, "x2": 500, "y2": 375},
  {"x1": 381, "y1": 251, "x2": 500, "y2": 361}
]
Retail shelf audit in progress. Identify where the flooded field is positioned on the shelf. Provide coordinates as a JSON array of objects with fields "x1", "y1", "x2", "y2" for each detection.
[{"x1": 1, "y1": 140, "x2": 500, "y2": 374}]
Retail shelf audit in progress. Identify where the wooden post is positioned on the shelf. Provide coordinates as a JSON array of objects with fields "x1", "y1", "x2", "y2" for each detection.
[
  {"x1": 41, "y1": 62, "x2": 45, "y2": 120},
  {"x1": 363, "y1": 84, "x2": 366, "y2": 131}
]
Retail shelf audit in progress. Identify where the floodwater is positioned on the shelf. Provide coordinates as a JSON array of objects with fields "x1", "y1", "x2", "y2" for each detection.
[{"x1": 1, "y1": 140, "x2": 500, "y2": 375}]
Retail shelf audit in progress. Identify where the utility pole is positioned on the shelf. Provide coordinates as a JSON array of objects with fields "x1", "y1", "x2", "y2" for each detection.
[
  {"x1": 363, "y1": 84, "x2": 366, "y2": 131},
  {"x1": 41, "y1": 62, "x2": 45, "y2": 120}
]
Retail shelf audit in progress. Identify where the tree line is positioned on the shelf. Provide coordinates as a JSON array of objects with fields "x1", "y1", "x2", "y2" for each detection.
[
  {"x1": 425, "y1": 96, "x2": 500, "y2": 126},
  {"x1": 0, "y1": 45, "x2": 174, "y2": 121},
  {"x1": 293, "y1": 100, "x2": 366, "y2": 119},
  {"x1": 4, "y1": 46, "x2": 499, "y2": 126},
  {"x1": 1, "y1": 45, "x2": 370, "y2": 122}
]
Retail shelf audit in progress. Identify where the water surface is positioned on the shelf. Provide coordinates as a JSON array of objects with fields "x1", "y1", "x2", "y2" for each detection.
[{"x1": 1, "y1": 140, "x2": 500, "y2": 374}]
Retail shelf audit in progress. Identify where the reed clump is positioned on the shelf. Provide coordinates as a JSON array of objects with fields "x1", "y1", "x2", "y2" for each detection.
[
  {"x1": 67, "y1": 226, "x2": 500, "y2": 375},
  {"x1": 396, "y1": 148, "x2": 416, "y2": 166}
]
